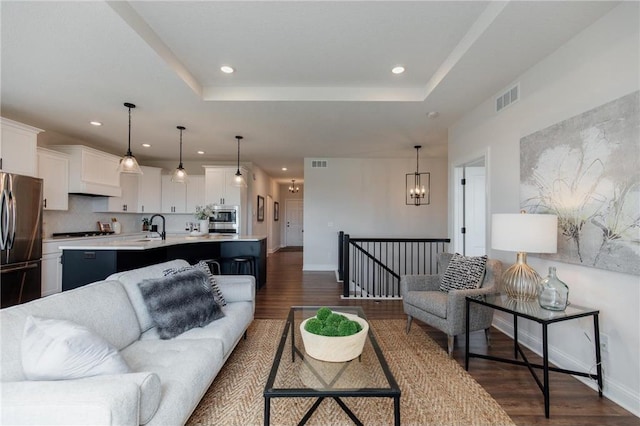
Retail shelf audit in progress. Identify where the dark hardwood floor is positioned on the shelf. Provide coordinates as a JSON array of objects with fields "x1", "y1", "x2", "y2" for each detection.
[{"x1": 256, "y1": 249, "x2": 638, "y2": 425}]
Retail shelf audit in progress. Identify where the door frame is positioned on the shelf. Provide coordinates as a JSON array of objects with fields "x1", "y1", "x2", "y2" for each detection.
[{"x1": 451, "y1": 148, "x2": 491, "y2": 255}]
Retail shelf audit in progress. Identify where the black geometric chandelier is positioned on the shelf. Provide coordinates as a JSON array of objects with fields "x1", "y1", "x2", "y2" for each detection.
[{"x1": 406, "y1": 145, "x2": 430, "y2": 206}]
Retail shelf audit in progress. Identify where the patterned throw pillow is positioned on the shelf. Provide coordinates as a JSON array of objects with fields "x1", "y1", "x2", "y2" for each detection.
[
  {"x1": 163, "y1": 262, "x2": 226, "y2": 306},
  {"x1": 439, "y1": 253, "x2": 488, "y2": 292},
  {"x1": 194, "y1": 261, "x2": 227, "y2": 307}
]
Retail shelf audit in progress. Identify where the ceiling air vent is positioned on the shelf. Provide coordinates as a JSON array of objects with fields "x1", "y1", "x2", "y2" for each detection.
[
  {"x1": 495, "y1": 83, "x2": 519, "y2": 112},
  {"x1": 311, "y1": 160, "x2": 328, "y2": 168}
]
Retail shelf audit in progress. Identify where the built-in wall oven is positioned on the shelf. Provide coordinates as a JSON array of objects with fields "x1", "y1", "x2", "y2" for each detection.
[{"x1": 208, "y1": 206, "x2": 239, "y2": 234}]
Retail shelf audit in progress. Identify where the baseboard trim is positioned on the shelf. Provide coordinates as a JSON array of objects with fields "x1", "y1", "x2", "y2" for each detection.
[
  {"x1": 302, "y1": 264, "x2": 335, "y2": 271},
  {"x1": 492, "y1": 315, "x2": 640, "y2": 417}
]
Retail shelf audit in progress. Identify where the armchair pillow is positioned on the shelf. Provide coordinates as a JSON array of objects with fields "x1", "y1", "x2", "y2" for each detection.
[
  {"x1": 439, "y1": 253, "x2": 487, "y2": 292},
  {"x1": 139, "y1": 269, "x2": 224, "y2": 339},
  {"x1": 21, "y1": 316, "x2": 131, "y2": 381}
]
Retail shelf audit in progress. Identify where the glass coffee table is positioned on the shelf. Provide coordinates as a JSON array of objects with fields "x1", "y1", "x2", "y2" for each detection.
[{"x1": 263, "y1": 306, "x2": 401, "y2": 426}]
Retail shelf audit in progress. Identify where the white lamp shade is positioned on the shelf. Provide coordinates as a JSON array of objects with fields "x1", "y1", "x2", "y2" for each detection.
[{"x1": 491, "y1": 213, "x2": 558, "y2": 253}]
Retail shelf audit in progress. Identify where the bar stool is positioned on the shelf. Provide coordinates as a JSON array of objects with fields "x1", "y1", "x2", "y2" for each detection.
[
  {"x1": 231, "y1": 255, "x2": 255, "y2": 276},
  {"x1": 203, "y1": 259, "x2": 223, "y2": 275}
]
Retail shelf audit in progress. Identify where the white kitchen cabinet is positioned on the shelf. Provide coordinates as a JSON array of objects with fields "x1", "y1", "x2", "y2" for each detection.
[
  {"x1": 41, "y1": 242, "x2": 63, "y2": 297},
  {"x1": 204, "y1": 166, "x2": 243, "y2": 206},
  {"x1": 161, "y1": 175, "x2": 187, "y2": 213},
  {"x1": 137, "y1": 166, "x2": 161, "y2": 214},
  {"x1": 0, "y1": 117, "x2": 42, "y2": 177},
  {"x1": 93, "y1": 165, "x2": 161, "y2": 213},
  {"x1": 186, "y1": 175, "x2": 205, "y2": 213},
  {"x1": 51, "y1": 145, "x2": 121, "y2": 197},
  {"x1": 37, "y1": 147, "x2": 69, "y2": 210},
  {"x1": 92, "y1": 173, "x2": 138, "y2": 212}
]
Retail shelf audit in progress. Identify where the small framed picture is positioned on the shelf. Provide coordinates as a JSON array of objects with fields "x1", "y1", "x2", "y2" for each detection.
[
  {"x1": 257, "y1": 195, "x2": 265, "y2": 222},
  {"x1": 274, "y1": 201, "x2": 279, "y2": 221},
  {"x1": 98, "y1": 222, "x2": 112, "y2": 232}
]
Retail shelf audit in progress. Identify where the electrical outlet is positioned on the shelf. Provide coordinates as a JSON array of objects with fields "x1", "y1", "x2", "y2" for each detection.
[{"x1": 600, "y1": 334, "x2": 609, "y2": 353}]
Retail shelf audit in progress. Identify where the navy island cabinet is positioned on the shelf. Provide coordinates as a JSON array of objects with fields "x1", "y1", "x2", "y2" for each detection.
[{"x1": 61, "y1": 238, "x2": 266, "y2": 292}]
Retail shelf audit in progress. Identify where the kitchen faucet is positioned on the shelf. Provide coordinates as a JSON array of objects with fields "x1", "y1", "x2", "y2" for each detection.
[{"x1": 149, "y1": 214, "x2": 166, "y2": 240}]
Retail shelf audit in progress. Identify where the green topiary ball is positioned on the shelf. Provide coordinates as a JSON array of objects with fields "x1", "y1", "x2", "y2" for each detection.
[
  {"x1": 337, "y1": 320, "x2": 358, "y2": 336},
  {"x1": 304, "y1": 318, "x2": 324, "y2": 334},
  {"x1": 325, "y1": 313, "x2": 347, "y2": 327},
  {"x1": 321, "y1": 325, "x2": 340, "y2": 336},
  {"x1": 316, "y1": 307, "x2": 332, "y2": 321}
]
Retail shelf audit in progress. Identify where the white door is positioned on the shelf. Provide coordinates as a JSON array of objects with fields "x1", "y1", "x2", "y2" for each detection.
[
  {"x1": 285, "y1": 200, "x2": 304, "y2": 246},
  {"x1": 464, "y1": 166, "x2": 486, "y2": 256}
]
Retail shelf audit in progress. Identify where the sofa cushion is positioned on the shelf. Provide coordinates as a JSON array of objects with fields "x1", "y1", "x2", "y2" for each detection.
[
  {"x1": 439, "y1": 253, "x2": 487, "y2": 292},
  {"x1": 141, "y1": 301, "x2": 253, "y2": 357},
  {"x1": 21, "y1": 316, "x2": 131, "y2": 381},
  {"x1": 0, "y1": 280, "x2": 140, "y2": 382},
  {"x1": 120, "y1": 337, "x2": 225, "y2": 426},
  {"x1": 107, "y1": 260, "x2": 190, "y2": 332},
  {"x1": 138, "y1": 269, "x2": 224, "y2": 339}
]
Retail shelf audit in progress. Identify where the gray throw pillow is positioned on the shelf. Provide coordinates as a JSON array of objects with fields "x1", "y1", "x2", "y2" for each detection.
[
  {"x1": 163, "y1": 262, "x2": 227, "y2": 306},
  {"x1": 138, "y1": 269, "x2": 224, "y2": 339},
  {"x1": 439, "y1": 253, "x2": 487, "y2": 292}
]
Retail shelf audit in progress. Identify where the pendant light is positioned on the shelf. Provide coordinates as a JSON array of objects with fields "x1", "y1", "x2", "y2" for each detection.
[
  {"x1": 288, "y1": 179, "x2": 299, "y2": 193},
  {"x1": 171, "y1": 126, "x2": 188, "y2": 183},
  {"x1": 405, "y1": 145, "x2": 430, "y2": 206},
  {"x1": 117, "y1": 102, "x2": 143, "y2": 174},
  {"x1": 232, "y1": 135, "x2": 247, "y2": 188}
]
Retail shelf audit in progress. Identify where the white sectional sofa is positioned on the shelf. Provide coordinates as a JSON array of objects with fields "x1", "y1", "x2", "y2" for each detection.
[{"x1": 0, "y1": 259, "x2": 255, "y2": 425}]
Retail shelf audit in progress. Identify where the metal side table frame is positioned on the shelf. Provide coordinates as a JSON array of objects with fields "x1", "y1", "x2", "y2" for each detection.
[{"x1": 465, "y1": 294, "x2": 603, "y2": 418}]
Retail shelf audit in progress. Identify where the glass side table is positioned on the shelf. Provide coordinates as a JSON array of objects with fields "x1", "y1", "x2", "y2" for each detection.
[{"x1": 465, "y1": 294, "x2": 603, "y2": 418}]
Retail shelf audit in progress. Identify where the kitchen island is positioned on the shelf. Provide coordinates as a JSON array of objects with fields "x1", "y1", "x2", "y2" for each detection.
[{"x1": 58, "y1": 235, "x2": 266, "y2": 291}]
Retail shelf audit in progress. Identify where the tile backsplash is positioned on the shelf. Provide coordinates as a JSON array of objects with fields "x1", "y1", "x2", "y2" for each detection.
[{"x1": 43, "y1": 195, "x2": 200, "y2": 237}]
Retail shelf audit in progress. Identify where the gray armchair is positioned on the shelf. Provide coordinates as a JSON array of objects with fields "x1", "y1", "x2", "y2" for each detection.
[{"x1": 400, "y1": 253, "x2": 503, "y2": 356}]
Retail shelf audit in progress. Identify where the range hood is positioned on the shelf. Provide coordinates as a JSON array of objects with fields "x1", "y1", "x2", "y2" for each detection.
[{"x1": 50, "y1": 145, "x2": 122, "y2": 197}]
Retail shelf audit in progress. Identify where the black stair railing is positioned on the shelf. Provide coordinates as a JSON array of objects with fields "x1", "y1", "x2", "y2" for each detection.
[{"x1": 339, "y1": 232, "x2": 450, "y2": 298}]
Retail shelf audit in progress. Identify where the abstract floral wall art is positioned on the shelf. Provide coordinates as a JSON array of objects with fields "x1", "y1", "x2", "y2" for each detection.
[{"x1": 520, "y1": 91, "x2": 639, "y2": 275}]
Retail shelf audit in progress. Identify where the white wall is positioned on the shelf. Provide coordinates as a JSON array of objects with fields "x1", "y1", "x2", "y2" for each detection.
[
  {"x1": 304, "y1": 157, "x2": 448, "y2": 271},
  {"x1": 449, "y1": 3, "x2": 639, "y2": 415}
]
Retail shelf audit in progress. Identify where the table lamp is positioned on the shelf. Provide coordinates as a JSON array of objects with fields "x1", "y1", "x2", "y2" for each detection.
[{"x1": 491, "y1": 212, "x2": 558, "y2": 300}]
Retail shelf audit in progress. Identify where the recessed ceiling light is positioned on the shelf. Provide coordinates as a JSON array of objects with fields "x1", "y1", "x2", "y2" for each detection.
[
  {"x1": 197, "y1": 151, "x2": 205, "y2": 155},
  {"x1": 391, "y1": 66, "x2": 405, "y2": 74},
  {"x1": 90, "y1": 121, "x2": 102, "y2": 126},
  {"x1": 282, "y1": 167, "x2": 288, "y2": 171},
  {"x1": 427, "y1": 111, "x2": 440, "y2": 119},
  {"x1": 141, "y1": 143, "x2": 151, "y2": 148},
  {"x1": 220, "y1": 65, "x2": 234, "y2": 74}
]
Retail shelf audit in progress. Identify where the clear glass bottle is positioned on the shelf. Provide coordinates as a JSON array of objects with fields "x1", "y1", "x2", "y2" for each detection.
[{"x1": 538, "y1": 267, "x2": 569, "y2": 311}]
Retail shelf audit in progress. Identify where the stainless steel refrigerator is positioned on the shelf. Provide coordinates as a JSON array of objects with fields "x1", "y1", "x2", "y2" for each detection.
[{"x1": 0, "y1": 172, "x2": 43, "y2": 308}]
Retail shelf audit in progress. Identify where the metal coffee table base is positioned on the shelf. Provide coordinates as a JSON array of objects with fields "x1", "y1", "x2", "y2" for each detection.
[{"x1": 264, "y1": 306, "x2": 401, "y2": 426}]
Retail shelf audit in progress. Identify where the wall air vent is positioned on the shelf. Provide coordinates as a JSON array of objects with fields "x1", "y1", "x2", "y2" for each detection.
[
  {"x1": 495, "y1": 83, "x2": 520, "y2": 112},
  {"x1": 311, "y1": 160, "x2": 328, "y2": 168}
]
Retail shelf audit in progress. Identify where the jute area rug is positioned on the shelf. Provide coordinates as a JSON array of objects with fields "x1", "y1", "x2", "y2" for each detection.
[{"x1": 187, "y1": 319, "x2": 514, "y2": 426}]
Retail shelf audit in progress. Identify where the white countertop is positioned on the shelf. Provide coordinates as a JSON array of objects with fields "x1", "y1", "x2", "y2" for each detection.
[{"x1": 57, "y1": 234, "x2": 266, "y2": 251}]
